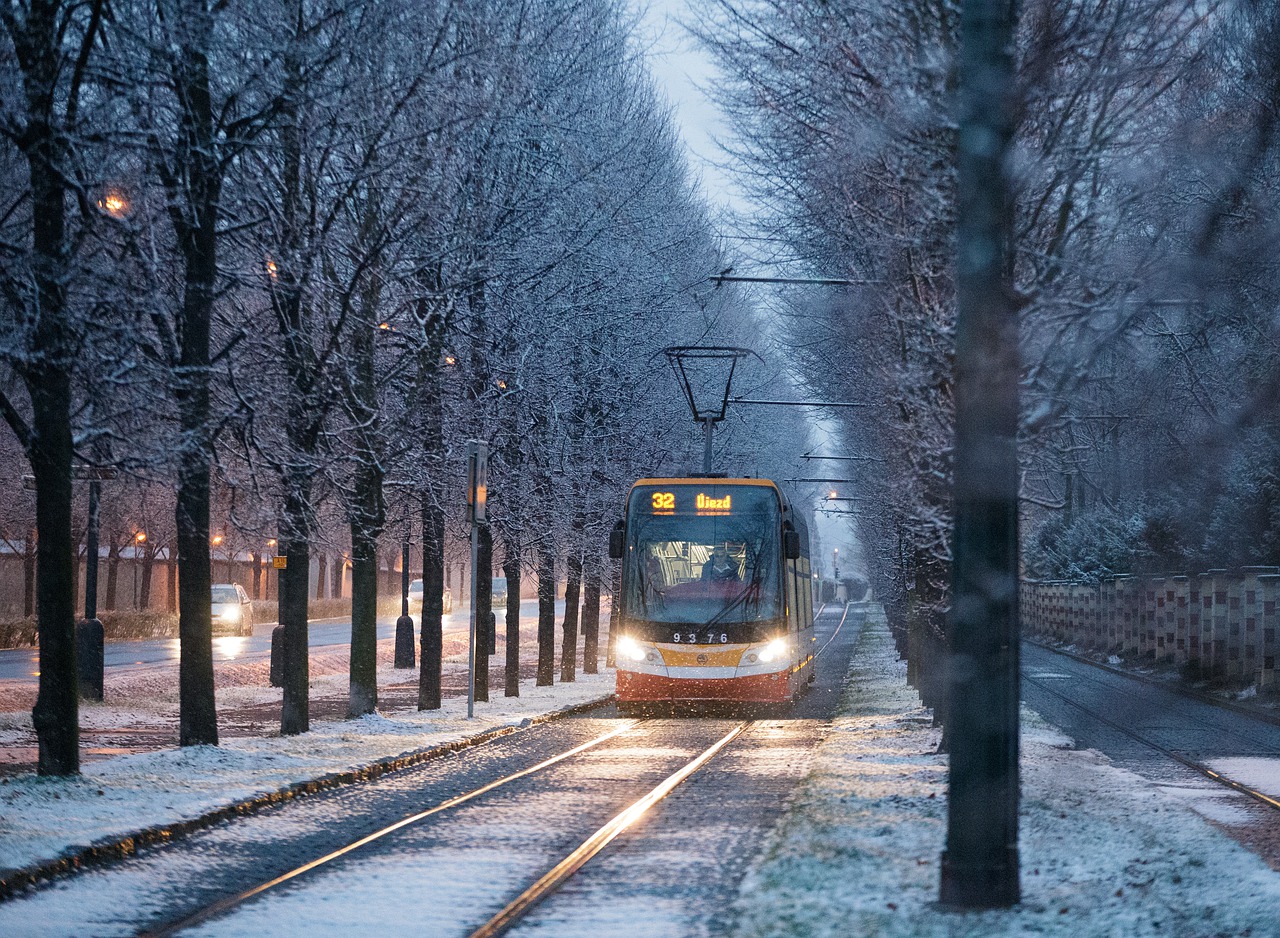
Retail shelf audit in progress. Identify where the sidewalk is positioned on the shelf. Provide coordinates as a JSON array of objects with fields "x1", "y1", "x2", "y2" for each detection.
[{"x1": 729, "y1": 608, "x2": 1280, "y2": 937}]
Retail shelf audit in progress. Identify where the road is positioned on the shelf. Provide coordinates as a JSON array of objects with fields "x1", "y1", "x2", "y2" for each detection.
[
  {"x1": 0, "y1": 600, "x2": 560, "y2": 681},
  {"x1": 0, "y1": 605, "x2": 863, "y2": 937}
]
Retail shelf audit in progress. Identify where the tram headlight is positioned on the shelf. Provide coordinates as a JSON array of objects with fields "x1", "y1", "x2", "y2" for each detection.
[
  {"x1": 758, "y1": 638, "x2": 788, "y2": 663},
  {"x1": 617, "y1": 635, "x2": 647, "y2": 662}
]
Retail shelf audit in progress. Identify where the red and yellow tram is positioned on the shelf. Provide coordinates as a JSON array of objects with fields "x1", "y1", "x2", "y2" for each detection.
[{"x1": 608, "y1": 478, "x2": 815, "y2": 706}]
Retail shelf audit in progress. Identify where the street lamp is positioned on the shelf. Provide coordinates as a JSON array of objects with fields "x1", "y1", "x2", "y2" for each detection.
[
  {"x1": 662, "y1": 346, "x2": 760, "y2": 474},
  {"x1": 133, "y1": 532, "x2": 146, "y2": 609}
]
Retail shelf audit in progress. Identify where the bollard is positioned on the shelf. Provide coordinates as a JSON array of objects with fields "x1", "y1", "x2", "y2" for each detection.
[
  {"x1": 395, "y1": 614, "x2": 416, "y2": 669},
  {"x1": 270, "y1": 625, "x2": 285, "y2": 687},
  {"x1": 76, "y1": 618, "x2": 104, "y2": 701}
]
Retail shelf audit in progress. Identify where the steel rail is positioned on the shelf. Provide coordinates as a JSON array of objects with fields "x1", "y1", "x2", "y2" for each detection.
[
  {"x1": 468, "y1": 721, "x2": 750, "y2": 938},
  {"x1": 1024, "y1": 675, "x2": 1280, "y2": 813},
  {"x1": 812, "y1": 602, "x2": 852, "y2": 662},
  {"x1": 139, "y1": 720, "x2": 644, "y2": 938}
]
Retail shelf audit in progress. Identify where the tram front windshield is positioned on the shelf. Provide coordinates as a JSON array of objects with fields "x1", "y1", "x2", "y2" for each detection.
[{"x1": 624, "y1": 485, "x2": 781, "y2": 626}]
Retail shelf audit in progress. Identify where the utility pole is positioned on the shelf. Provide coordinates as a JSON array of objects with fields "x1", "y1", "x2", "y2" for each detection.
[
  {"x1": 465, "y1": 441, "x2": 488, "y2": 718},
  {"x1": 940, "y1": 0, "x2": 1022, "y2": 909}
]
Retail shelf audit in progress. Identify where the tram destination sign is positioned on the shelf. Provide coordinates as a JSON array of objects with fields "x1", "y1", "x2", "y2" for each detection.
[{"x1": 647, "y1": 489, "x2": 733, "y2": 517}]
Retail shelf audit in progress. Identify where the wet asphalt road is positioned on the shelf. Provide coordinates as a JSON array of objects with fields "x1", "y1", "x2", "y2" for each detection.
[
  {"x1": 0, "y1": 606, "x2": 864, "y2": 937},
  {"x1": 1021, "y1": 643, "x2": 1280, "y2": 773}
]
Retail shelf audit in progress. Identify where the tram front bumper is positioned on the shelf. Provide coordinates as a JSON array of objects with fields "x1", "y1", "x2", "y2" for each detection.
[{"x1": 616, "y1": 667, "x2": 792, "y2": 703}]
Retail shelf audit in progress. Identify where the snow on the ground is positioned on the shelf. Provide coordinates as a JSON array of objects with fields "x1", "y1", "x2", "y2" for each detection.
[
  {"x1": 0, "y1": 665, "x2": 612, "y2": 874},
  {"x1": 1206, "y1": 756, "x2": 1280, "y2": 800},
  {"x1": 729, "y1": 608, "x2": 1280, "y2": 937}
]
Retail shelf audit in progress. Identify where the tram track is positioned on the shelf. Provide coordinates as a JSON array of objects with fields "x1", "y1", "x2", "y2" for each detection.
[
  {"x1": 140, "y1": 719, "x2": 755, "y2": 937},
  {"x1": 140, "y1": 606, "x2": 856, "y2": 937},
  {"x1": 1023, "y1": 672, "x2": 1280, "y2": 814}
]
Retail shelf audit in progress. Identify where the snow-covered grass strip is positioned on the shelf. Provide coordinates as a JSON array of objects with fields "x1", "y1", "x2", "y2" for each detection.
[{"x1": 729, "y1": 609, "x2": 1280, "y2": 937}]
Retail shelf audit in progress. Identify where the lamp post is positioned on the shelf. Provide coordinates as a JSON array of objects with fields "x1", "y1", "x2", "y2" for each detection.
[
  {"x1": 661, "y1": 346, "x2": 759, "y2": 474},
  {"x1": 133, "y1": 532, "x2": 145, "y2": 609}
]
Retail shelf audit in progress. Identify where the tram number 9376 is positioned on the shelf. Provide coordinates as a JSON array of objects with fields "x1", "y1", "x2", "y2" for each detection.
[{"x1": 672, "y1": 631, "x2": 729, "y2": 644}]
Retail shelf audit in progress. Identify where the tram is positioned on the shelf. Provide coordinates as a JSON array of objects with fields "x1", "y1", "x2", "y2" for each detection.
[{"x1": 608, "y1": 478, "x2": 815, "y2": 706}]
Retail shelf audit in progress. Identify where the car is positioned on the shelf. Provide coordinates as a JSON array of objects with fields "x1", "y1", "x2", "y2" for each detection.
[
  {"x1": 211, "y1": 583, "x2": 254, "y2": 636},
  {"x1": 491, "y1": 576, "x2": 508, "y2": 606},
  {"x1": 408, "y1": 578, "x2": 454, "y2": 615}
]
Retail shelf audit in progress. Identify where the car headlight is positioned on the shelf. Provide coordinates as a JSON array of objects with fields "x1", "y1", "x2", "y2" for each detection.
[
  {"x1": 217, "y1": 606, "x2": 241, "y2": 623},
  {"x1": 617, "y1": 635, "x2": 647, "y2": 662},
  {"x1": 758, "y1": 637, "x2": 787, "y2": 663}
]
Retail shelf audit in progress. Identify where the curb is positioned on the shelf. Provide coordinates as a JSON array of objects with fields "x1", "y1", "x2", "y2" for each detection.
[
  {"x1": 0, "y1": 692, "x2": 615, "y2": 901},
  {"x1": 1025, "y1": 638, "x2": 1280, "y2": 729}
]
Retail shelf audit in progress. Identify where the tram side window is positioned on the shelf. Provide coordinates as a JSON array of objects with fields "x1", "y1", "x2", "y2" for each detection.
[
  {"x1": 785, "y1": 555, "x2": 798, "y2": 632},
  {"x1": 800, "y1": 554, "x2": 812, "y2": 625}
]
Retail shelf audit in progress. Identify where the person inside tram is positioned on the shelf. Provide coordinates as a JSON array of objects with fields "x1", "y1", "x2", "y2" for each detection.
[
  {"x1": 701, "y1": 544, "x2": 740, "y2": 582},
  {"x1": 644, "y1": 553, "x2": 668, "y2": 597}
]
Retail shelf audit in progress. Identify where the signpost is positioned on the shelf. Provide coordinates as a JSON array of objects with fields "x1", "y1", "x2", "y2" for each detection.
[{"x1": 466, "y1": 440, "x2": 488, "y2": 718}]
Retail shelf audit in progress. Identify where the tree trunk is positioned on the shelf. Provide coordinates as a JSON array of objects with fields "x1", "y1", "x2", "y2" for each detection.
[
  {"x1": 536, "y1": 546, "x2": 556, "y2": 685},
  {"x1": 140, "y1": 545, "x2": 155, "y2": 609},
  {"x1": 348, "y1": 520, "x2": 378, "y2": 717},
  {"x1": 347, "y1": 247, "x2": 383, "y2": 715},
  {"x1": 331, "y1": 554, "x2": 343, "y2": 599},
  {"x1": 417, "y1": 306, "x2": 447, "y2": 711},
  {"x1": 315, "y1": 552, "x2": 327, "y2": 601},
  {"x1": 167, "y1": 543, "x2": 178, "y2": 613},
  {"x1": 176, "y1": 445, "x2": 217, "y2": 747},
  {"x1": 251, "y1": 550, "x2": 261, "y2": 599},
  {"x1": 5, "y1": 0, "x2": 111, "y2": 775},
  {"x1": 941, "y1": 0, "x2": 1021, "y2": 909},
  {"x1": 419, "y1": 494, "x2": 445, "y2": 710},
  {"x1": 30, "y1": 372, "x2": 78, "y2": 775},
  {"x1": 105, "y1": 540, "x2": 120, "y2": 611},
  {"x1": 560, "y1": 553, "x2": 581, "y2": 683},
  {"x1": 279, "y1": 529, "x2": 310, "y2": 735},
  {"x1": 582, "y1": 570, "x2": 600, "y2": 675},
  {"x1": 504, "y1": 545, "x2": 521, "y2": 697},
  {"x1": 169, "y1": 16, "x2": 222, "y2": 749},
  {"x1": 24, "y1": 528, "x2": 35, "y2": 619}
]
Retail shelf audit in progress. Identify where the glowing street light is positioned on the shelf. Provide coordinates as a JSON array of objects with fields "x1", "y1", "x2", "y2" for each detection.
[{"x1": 98, "y1": 190, "x2": 129, "y2": 217}]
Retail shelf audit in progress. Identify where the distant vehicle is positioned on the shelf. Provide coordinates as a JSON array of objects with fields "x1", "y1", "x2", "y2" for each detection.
[
  {"x1": 408, "y1": 578, "x2": 454, "y2": 615},
  {"x1": 491, "y1": 576, "x2": 508, "y2": 606},
  {"x1": 211, "y1": 583, "x2": 254, "y2": 637}
]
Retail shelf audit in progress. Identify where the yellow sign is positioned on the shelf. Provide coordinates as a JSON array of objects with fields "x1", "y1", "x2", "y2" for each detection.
[{"x1": 273, "y1": 556, "x2": 287, "y2": 569}]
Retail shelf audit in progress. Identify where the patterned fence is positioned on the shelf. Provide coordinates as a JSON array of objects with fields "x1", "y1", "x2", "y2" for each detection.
[{"x1": 1022, "y1": 568, "x2": 1280, "y2": 688}]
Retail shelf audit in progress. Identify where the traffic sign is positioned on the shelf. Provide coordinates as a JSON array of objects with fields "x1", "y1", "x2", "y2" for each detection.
[{"x1": 466, "y1": 440, "x2": 488, "y2": 523}]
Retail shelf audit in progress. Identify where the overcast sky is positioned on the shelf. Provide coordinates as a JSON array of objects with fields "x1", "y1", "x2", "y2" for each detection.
[{"x1": 627, "y1": 1, "x2": 747, "y2": 218}]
